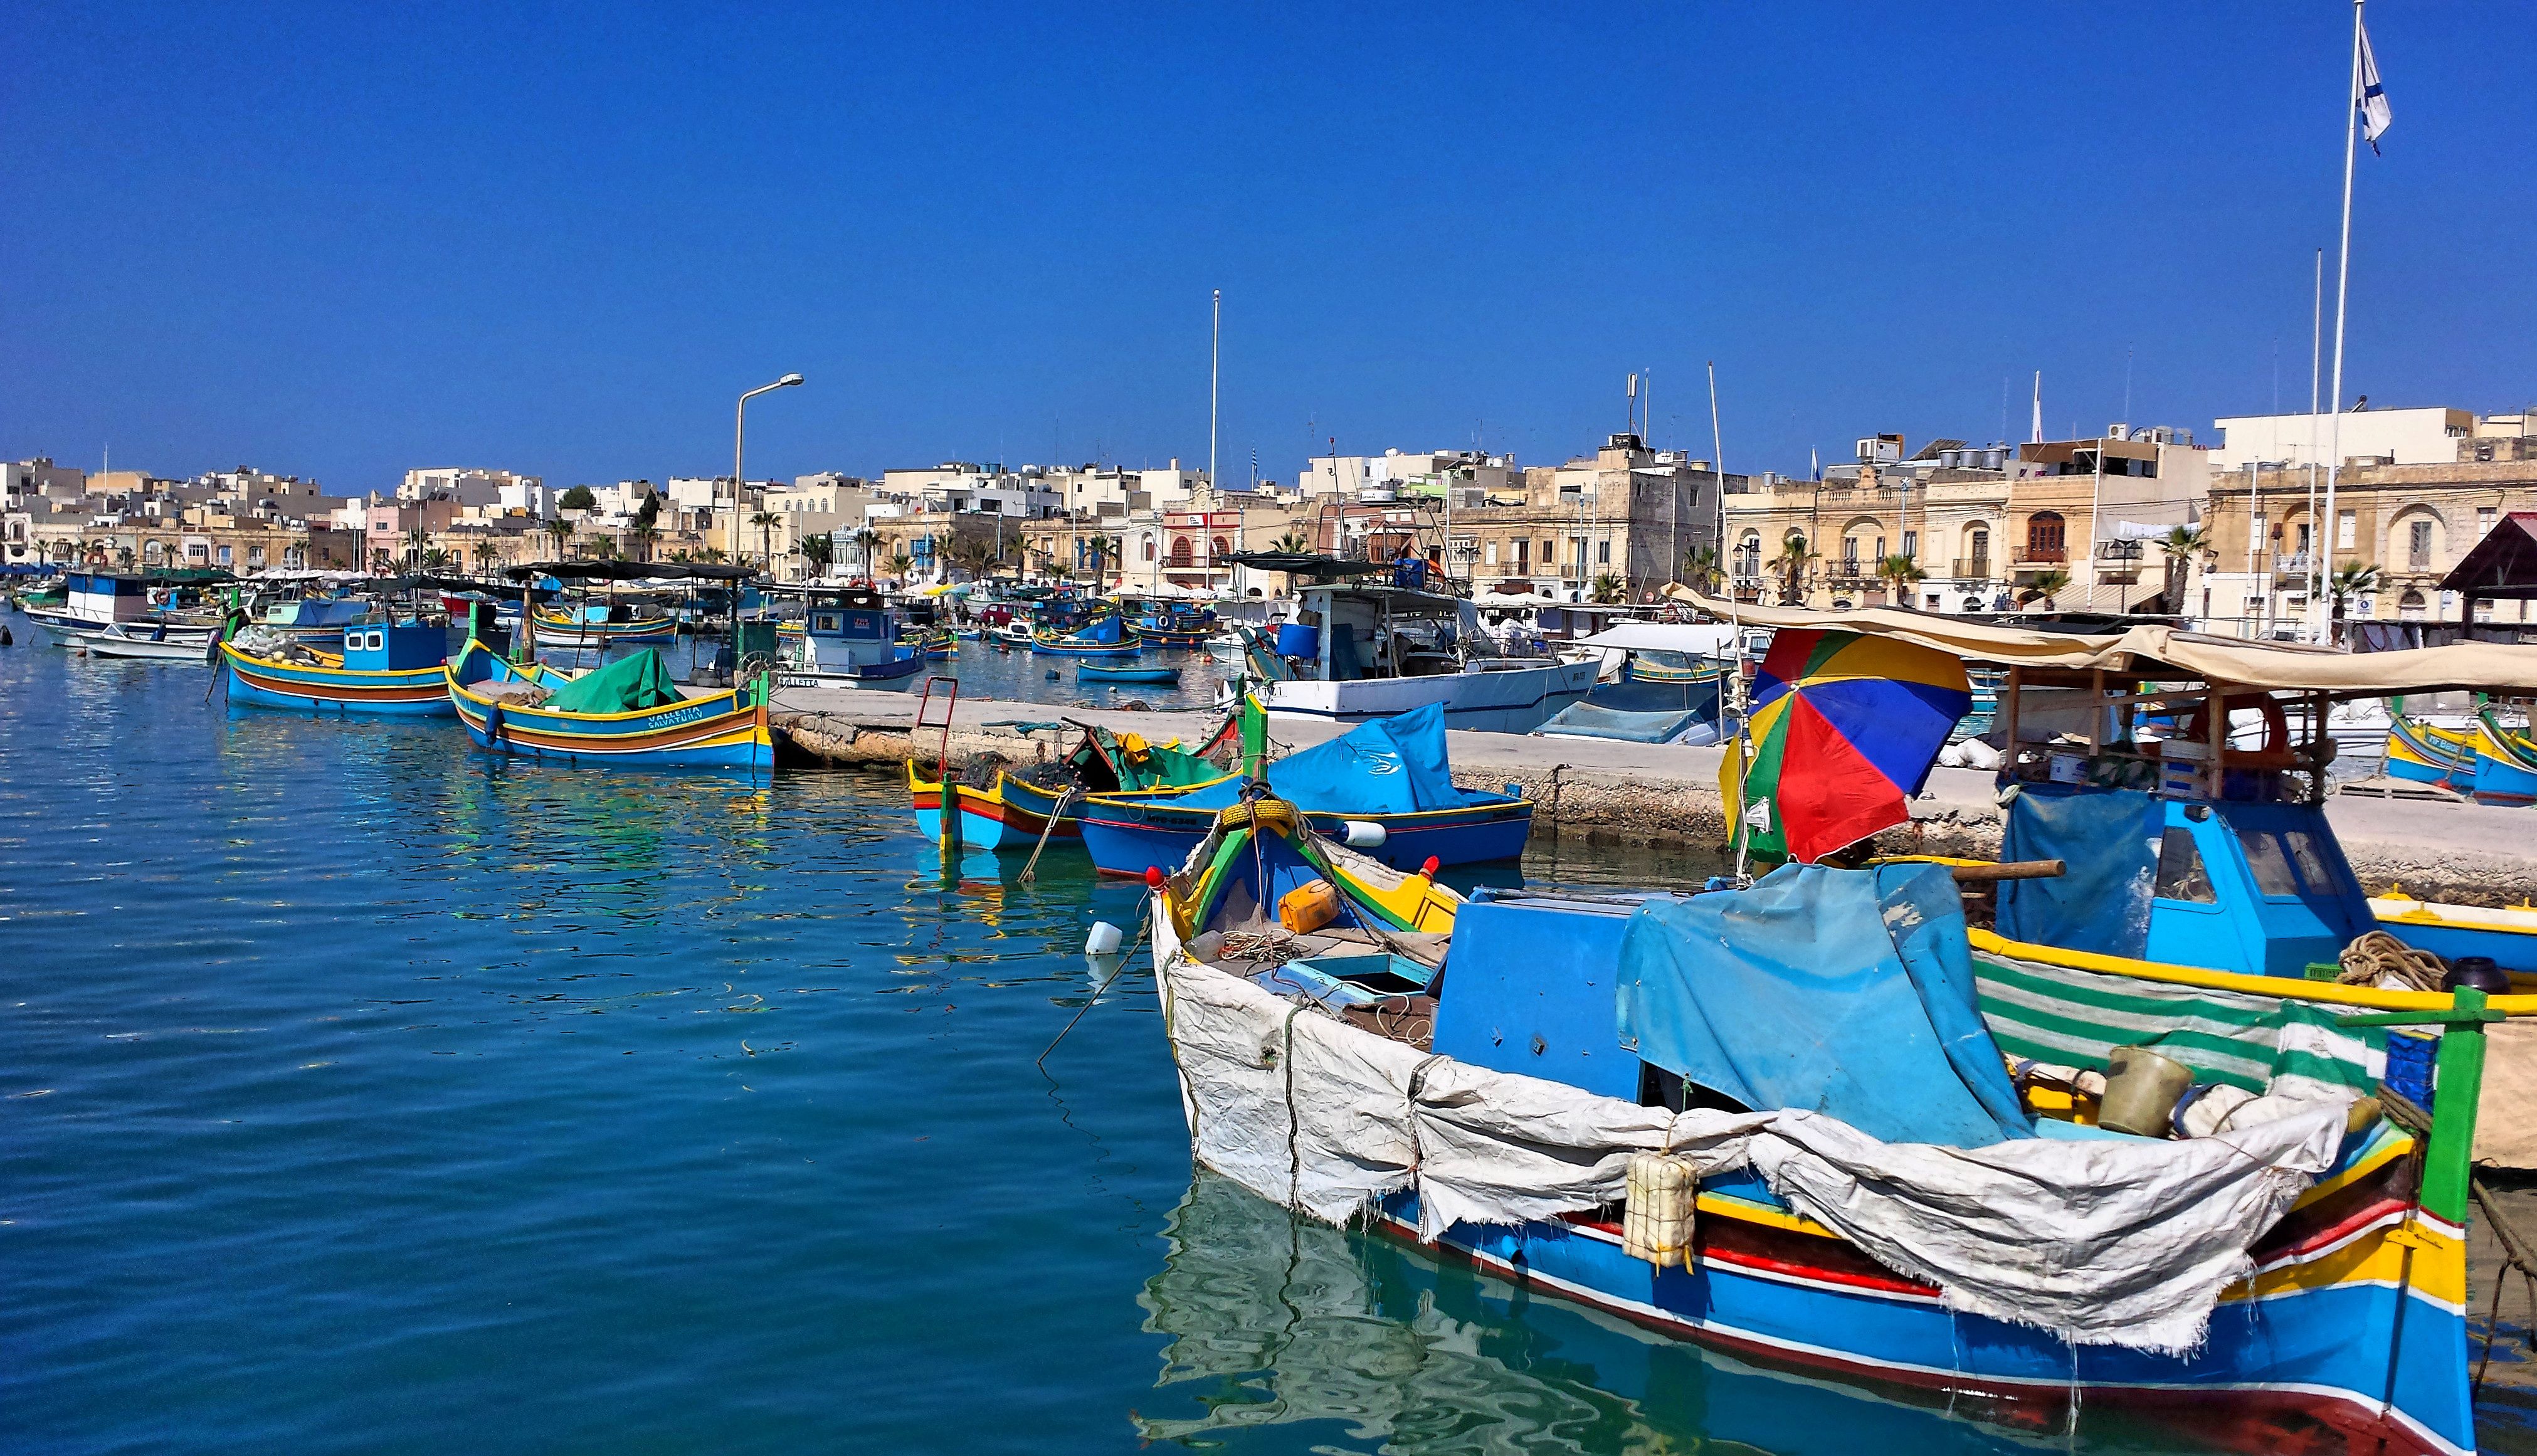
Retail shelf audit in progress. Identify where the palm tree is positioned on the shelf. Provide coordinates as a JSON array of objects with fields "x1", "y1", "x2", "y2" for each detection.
[
  {"x1": 1084, "y1": 534, "x2": 1121, "y2": 582},
  {"x1": 2022, "y1": 568, "x2": 2072, "y2": 609},
  {"x1": 369, "y1": 547, "x2": 393, "y2": 574},
  {"x1": 799, "y1": 532, "x2": 835, "y2": 579},
  {"x1": 751, "y1": 511, "x2": 780, "y2": 569},
  {"x1": 2328, "y1": 561, "x2": 2381, "y2": 624},
  {"x1": 115, "y1": 546, "x2": 136, "y2": 570},
  {"x1": 1590, "y1": 571, "x2": 1626, "y2": 604},
  {"x1": 1680, "y1": 544, "x2": 1722, "y2": 593},
  {"x1": 2158, "y1": 524, "x2": 2209, "y2": 611},
  {"x1": 700, "y1": 546, "x2": 729, "y2": 565},
  {"x1": 1875, "y1": 553, "x2": 1926, "y2": 604},
  {"x1": 1771, "y1": 530, "x2": 1817, "y2": 606},
  {"x1": 1273, "y1": 530, "x2": 1311, "y2": 554},
  {"x1": 887, "y1": 551, "x2": 913, "y2": 582},
  {"x1": 402, "y1": 527, "x2": 431, "y2": 572},
  {"x1": 544, "y1": 518, "x2": 572, "y2": 559}
]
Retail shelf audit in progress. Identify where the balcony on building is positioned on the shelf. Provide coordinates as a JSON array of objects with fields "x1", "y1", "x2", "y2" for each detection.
[
  {"x1": 2092, "y1": 539, "x2": 2145, "y2": 584},
  {"x1": 1949, "y1": 557, "x2": 1993, "y2": 581}
]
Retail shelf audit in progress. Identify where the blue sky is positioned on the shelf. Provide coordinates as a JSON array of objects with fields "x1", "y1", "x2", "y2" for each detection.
[{"x1": 3, "y1": 3, "x2": 2529, "y2": 493}]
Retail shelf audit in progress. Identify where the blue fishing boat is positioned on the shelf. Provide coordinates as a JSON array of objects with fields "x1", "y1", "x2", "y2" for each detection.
[
  {"x1": 2470, "y1": 710, "x2": 2537, "y2": 806},
  {"x1": 221, "y1": 621, "x2": 454, "y2": 717},
  {"x1": 2387, "y1": 714, "x2": 2477, "y2": 791},
  {"x1": 1077, "y1": 663, "x2": 1181, "y2": 685},
  {"x1": 1031, "y1": 610, "x2": 1139, "y2": 658},
  {"x1": 1148, "y1": 783, "x2": 2517, "y2": 1456},
  {"x1": 445, "y1": 640, "x2": 774, "y2": 771},
  {"x1": 1126, "y1": 599, "x2": 1217, "y2": 648},
  {"x1": 1077, "y1": 702, "x2": 1530, "y2": 878},
  {"x1": 770, "y1": 586, "x2": 927, "y2": 692}
]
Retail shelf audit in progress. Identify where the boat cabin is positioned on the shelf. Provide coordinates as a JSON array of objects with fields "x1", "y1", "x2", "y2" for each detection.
[
  {"x1": 341, "y1": 622, "x2": 447, "y2": 672},
  {"x1": 63, "y1": 571, "x2": 168, "y2": 625},
  {"x1": 795, "y1": 586, "x2": 904, "y2": 669},
  {"x1": 1275, "y1": 583, "x2": 1464, "y2": 681}
]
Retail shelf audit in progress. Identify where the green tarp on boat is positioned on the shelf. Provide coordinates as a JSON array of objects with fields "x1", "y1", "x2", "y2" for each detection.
[{"x1": 542, "y1": 649, "x2": 687, "y2": 715}]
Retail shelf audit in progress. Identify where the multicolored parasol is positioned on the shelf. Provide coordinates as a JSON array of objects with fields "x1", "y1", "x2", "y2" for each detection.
[{"x1": 1725, "y1": 628, "x2": 1972, "y2": 865}]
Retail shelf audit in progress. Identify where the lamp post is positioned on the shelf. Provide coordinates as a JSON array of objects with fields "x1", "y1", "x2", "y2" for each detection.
[{"x1": 731, "y1": 373, "x2": 803, "y2": 561}]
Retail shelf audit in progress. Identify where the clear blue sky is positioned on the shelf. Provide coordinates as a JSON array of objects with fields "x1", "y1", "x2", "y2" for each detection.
[{"x1": 3, "y1": 3, "x2": 2529, "y2": 494}]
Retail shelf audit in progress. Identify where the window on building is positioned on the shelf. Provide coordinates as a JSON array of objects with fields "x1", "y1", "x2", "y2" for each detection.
[
  {"x1": 2480, "y1": 507, "x2": 2498, "y2": 539},
  {"x1": 1875, "y1": 535, "x2": 1887, "y2": 561},
  {"x1": 2337, "y1": 510, "x2": 2356, "y2": 549},
  {"x1": 1968, "y1": 527, "x2": 1990, "y2": 567},
  {"x1": 1901, "y1": 530, "x2": 1917, "y2": 559},
  {"x1": 1483, "y1": 541, "x2": 1497, "y2": 565},
  {"x1": 2026, "y1": 512, "x2": 2065, "y2": 561},
  {"x1": 1513, "y1": 539, "x2": 1527, "y2": 565},
  {"x1": 1211, "y1": 536, "x2": 1229, "y2": 561},
  {"x1": 1735, "y1": 532, "x2": 1761, "y2": 576},
  {"x1": 2408, "y1": 519, "x2": 2433, "y2": 567},
  {"x1": 2398, "y1": 588, "x2": 2427, "y2": 621},
  {"x1": 1539, "y1": 540, "x2": 1554, "y2": 564},
  {"x1": 248, "y1": 546, "x2": 265, "y2": 567},
  {"x1": 1170, "y1": 537, "x2": 1193, "y2": 567},
  {"x1": 1596, "y1": 540, "x2": 1610, "y2": 564},
  {"x1": 216, "y1": 546, "x2": 233, "y2": 566},
  {"x1": 1842, "y1": 536, "x2": 1860, "y2": 564}
]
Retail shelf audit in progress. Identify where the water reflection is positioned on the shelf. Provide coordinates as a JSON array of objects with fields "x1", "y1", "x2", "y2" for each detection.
[{"x1": 1139, "y1": 1174, "x2": 2168, "y2": 1456}]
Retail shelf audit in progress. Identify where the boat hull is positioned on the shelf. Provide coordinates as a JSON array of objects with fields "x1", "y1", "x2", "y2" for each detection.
[
  {"x1": 1080, "y1": 794, "x2": 1532, "y2": 878},
  {"x1": 527, "y1": 613, "x2": 679, "y2": 649},
  {"x1": 1130, "y1": 626, "x2": 1212, "y2": 648},
  {"x1": 1078, "y1": 667, "x2": 1181, "y2": 684},
  {"x1": 2471, "y1": 718, "x2": 2537, "y2": 807},
  {"x1": 2387, "y1": 718, "x2": 2477, "y2": 791},
  {"x1": 446, "y1": 648, "x2": 773, "y2": 772},
  {"x1": 222, "y1": 644, "x2": 454, "y2": 717},
  {"x1": 906, "y1": 764, "x2": 1079, "y2": 851},
  {"x1": 1260, "y1": 659, "x2": 1596, "y2": 734}
]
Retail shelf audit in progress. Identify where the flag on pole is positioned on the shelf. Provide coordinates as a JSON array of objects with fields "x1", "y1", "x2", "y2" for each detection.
[{"x1": 2357, "y1": 18, "x2": 2392, "y2": 153}]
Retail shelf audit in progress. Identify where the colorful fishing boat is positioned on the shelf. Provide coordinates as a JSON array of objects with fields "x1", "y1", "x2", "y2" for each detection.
[
  {"x1": 1031, "y1": 611, "x2": 1139, "y2": 658},
  {"x1": 1147, "y1": 796, "x2": 2518, "y2": 1456},
  {"x1": 2469, "y1": 710, "x2": 2537, "y2": 806},
  {"x1": 907, "y1": 719, "x2": 1237, "y2": 851},
  {"x1": 445, "y1": 640, "x2": 773, "y2": 771},
  {"x1": 1077, "y1": 702, "x2": 1531, "y2": 878},
  {"x1": 528, "y1": 603, "x2": 679, "y2": 649},
  {"x1": 221, "y1": 622, "x2": 454, "y2": 716},
  {"x1": 2387, "y1": 715, "x2": 2479, "y2": 791},
  {"x1": 1126, "y1": 601, "x2": 1218, "y2": 648},
  {"x1": 899, "y1": 626, "x2": 956, "y2": 660},
  {"x1": 1077, "y1": 663, "x2": 1181, "y2": 685}
]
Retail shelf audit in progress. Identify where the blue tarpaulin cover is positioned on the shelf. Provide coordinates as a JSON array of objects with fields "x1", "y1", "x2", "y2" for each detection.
[
  {"x1": 1995, "y1": 786, "x2": 2160, "y2": 959},
  {"x1": 1171, "y1": 702, "x2": 1485, "y2": 814},
  {"x1": 1616, "y1": 862, "x2": 2034, "y2": 1147}
]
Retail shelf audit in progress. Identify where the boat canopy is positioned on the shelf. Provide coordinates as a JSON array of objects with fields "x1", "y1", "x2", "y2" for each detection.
[
  {"x1": 1665, "y1": 587, "x2": 2537, "y2": 696},
  {"x1": 1174, "y1": 702, "x2": 1487, "y2": 814},
  {"x1": 543, "y1": 649, "x2": 685, "y2": 714},
  {"x1": 502, "y1": 561, "x2": 759, "y2": 583},
  {"x1": 1576, "y1": 621, "x2": 1740, "y2": 655}
]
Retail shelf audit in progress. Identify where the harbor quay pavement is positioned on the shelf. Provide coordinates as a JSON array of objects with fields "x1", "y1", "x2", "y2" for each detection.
[{"x1": 769, "y1": 689, "x2": 2537, "y2": 909}]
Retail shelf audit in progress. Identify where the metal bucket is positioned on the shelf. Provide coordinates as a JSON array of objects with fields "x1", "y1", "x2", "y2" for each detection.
[{"x1": 2098, "y1": 1046, "x2": 2196, "y2": 1138}]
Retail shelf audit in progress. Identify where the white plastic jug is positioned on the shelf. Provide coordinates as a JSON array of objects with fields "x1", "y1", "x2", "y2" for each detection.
[{"x1": 1084, "y1": 921, "x2": 1124, "y2": 956}]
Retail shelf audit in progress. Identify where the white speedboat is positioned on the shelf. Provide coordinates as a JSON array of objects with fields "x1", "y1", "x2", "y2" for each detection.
[{"x1": 81, "y1": 621, "x2": 215, "y2": 661}]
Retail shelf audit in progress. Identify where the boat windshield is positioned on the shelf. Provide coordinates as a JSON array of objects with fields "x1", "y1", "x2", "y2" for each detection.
[
  {"x1": 2153, "y1": 827, "x2": 2217, "y2": 904},
  {"x1": 2238, "y1": 823, "x2": 2339, "y2": 899}
]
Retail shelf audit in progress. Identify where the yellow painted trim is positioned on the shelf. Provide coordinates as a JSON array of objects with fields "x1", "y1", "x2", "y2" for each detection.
[
  {"x1": 2230, "y1": 1222, "x2": 2466, "y2": 1309},
  {"x1": 1971, "y1": 927, "x2": 2537, "y2": 1016}
]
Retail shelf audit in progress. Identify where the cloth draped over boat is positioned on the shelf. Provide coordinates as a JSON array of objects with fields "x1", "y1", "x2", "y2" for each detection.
[
  {"x1": 1971, "y1": 935, "x2": 2382, "y2": 1102},
  {"x1": 1159, "y1": 935, "x2": 2344, "y2": 1356},
  {"x1": 542, "y1": 648, "x2": 685, "y2": 714},
  {"x1": 1662, "y1": 587, "x2": 2537, "y2": 696},
  {"x1": 1615, "y1": 863, "x2": 2034, "y2": 1147},
  {"x1": 1995, "y1": 787, "x2": 2160, "y2": 959}
]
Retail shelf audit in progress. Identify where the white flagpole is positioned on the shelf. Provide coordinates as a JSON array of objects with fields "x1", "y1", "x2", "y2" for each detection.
[
  {"x1": 2320, "y1": 0, "x2": 2364, "y2": 645},
  {"x1": 2307, "y1": 248, "x2": 2322, "y2": 637}
]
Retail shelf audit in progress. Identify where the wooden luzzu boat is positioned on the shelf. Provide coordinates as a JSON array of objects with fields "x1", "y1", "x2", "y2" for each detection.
[
  {"x1": 445, "y1": 640, "x2": 773, "y2": 772},
  {"x1": 2469, "y1": 710, "x2": 2537, "y2": 807},
  {"x1": 1146, "y1": 798, "x2": 2519, "y2": 1456},
  {"x1": 907, "y1": 717, "x2": 1238, "y2": 852},
  {"x1": 2387, "y1": 715, "x2": 2479, "y2": 791},
  {"x1": 528, "y1": 603, "x2": 679, "y2": 649},
  {"x1": 220, "y1": 621, "x2": 453, "y2": 716}
]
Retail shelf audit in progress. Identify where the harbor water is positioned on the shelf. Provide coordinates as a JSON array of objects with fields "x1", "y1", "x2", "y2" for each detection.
[{"x1": 3, "y1": 613, "x2": 2526, "y2": 1455}]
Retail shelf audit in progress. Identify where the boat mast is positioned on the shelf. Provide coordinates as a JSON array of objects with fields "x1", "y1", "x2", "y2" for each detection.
[{"x1": 2320, "y1": 0, "x2": 2365, "y2": 645}]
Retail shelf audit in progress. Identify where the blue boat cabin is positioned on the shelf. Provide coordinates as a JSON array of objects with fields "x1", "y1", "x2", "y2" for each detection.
[{"x1": 341, "y1": 622, "x2": 445, "y2": 672}]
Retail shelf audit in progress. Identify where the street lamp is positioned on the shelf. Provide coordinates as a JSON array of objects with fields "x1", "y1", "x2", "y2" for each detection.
[{"x1": 731, "y1": 373, "x2": 804, "y2": 561}]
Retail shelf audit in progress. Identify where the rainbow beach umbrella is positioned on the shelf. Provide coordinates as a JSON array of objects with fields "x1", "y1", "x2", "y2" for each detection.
[{"x1": 1726, "y1": 628, "x2": 1972, "y2": 865}]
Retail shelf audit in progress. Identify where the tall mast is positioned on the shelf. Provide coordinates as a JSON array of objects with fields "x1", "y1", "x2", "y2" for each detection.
[{"x1": 2321, "y1": 0, "x2": 2365, "y2": 643}]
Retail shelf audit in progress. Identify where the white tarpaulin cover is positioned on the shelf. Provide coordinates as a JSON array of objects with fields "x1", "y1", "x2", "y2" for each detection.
[
  {"x1": 1156, "y1": 912, "x2": 2343, "y2": 1356},
  {"x1": 1573, "y1": 622, "x2": 1740, "y2": 657}
]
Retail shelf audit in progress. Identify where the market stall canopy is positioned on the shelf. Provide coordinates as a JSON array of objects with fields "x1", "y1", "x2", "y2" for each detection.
[
  {"x1": 1661, "y1": 586, "x2": 2537, "y2": 697},
  {"x1": 501, "y1": 561, "x2": 757, "y2": 583},
  {"x1": 2438, "y1": 512, "x2": 2537, "y2": 601}
]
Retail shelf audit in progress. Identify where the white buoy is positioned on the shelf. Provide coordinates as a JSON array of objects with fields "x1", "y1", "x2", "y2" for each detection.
[
  {"x1": 1340, "y1": 820, "x2": 1387, "y2": 848},
  {"x1": 1084, "y1": 920, "x2": 1124, "y2": 956}
]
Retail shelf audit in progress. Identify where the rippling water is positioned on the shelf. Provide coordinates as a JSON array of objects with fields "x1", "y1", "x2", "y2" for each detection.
[{"x1": 0, "y1": 609, "x2": 2434, "y2": 1455}]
